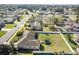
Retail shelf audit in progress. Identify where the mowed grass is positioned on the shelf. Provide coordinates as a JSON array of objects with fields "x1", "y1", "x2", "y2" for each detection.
[
  {"x1": 0, "y1": 31, "x2": 6, "y2": 37},
  {"x1": 10, "y1": 35, "x2": 19, "y2": 43},
  {"x1": 4, "y1": 24, "x2": 15, "y2": 29},
  {"x1": 38, "y1": 34, "x2": 71, "y2": 52},
  {"x1": 16, "y1": 52, "x2": 32, "y2": 55}
]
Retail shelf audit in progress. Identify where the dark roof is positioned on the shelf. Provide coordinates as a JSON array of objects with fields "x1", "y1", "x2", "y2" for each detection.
[
  {"x1": 3, "y1": 18, "x2": 14, "y2": 23},
  {"x1": 7, "y1": 19, "x2": 14, "y2": 22},
  {"x1": 13, "y1": 15, "x2": 19, "y2": 19},
  {"x1": 0, "y1": 20, "x2": 5, "y2": 25}
]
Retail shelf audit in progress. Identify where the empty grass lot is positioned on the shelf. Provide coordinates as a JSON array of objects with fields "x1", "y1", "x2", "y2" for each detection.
[
  {"x1": 0, "y1": 31, "x2": 6, "y2": 37},
  {"x1": 38, "y1": 34, "x2": 71, "y2": 52}
]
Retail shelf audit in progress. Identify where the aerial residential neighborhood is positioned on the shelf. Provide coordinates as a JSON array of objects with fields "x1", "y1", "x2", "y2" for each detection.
[{"x1": 0, "y1": 4, "x2": 79, "y2": 55}]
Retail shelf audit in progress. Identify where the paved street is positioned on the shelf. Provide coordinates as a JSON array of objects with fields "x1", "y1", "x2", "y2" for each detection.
[
  {"x1": 0, "y1": 15, "x2": 32, "y2": 44},
  {"x1": 1, "y1": 28, "x2": 11, "y2": 31}
]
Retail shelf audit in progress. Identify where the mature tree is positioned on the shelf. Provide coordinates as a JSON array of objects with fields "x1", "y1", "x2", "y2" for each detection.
[
  {"x1": 67, "y1": 34, "x2": 71, "y2": 41},
  {"x1": 76, "y1": 15, "x2": 79, "y2": 23},
  {"x1": 73, "y1": 8, "x2": 79, "y2": 15},
  {"x1": 54, "y1": 18, "x2": 58, "y2": 24},
  {"x1": 9, "y1": 43, "x2": 17, "y2": 54},
  {"x1": 17, "y1": 16, "x2": 20, "y2": 21},
  {"x1": 16, "y1": 31, "x2": 23, "y2": 37},
  {"x1": 35, "y1": 33, "x2": 39, "y2": 39}
]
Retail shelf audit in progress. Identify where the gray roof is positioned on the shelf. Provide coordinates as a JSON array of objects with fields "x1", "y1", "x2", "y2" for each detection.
[{"x1": 15, "y1": 31, "x2": 40, "y2": 49}]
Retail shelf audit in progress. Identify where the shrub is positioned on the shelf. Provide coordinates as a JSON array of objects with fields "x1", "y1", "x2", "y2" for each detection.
[
  {"x1": 16, "y1": 32, "x2": 23, "y2": 37},
  {"x1": 45, "y1": 39, "x2": 51, "y2": 45},
  {"x1": 35, "y1": 33, "x2": 39, "y2": 39},
  {"x1": 69, "y1": 39, "x2": 77, "y2": 45}
]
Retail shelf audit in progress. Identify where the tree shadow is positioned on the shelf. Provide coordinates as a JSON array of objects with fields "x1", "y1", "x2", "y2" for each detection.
[
  {"x1": 18, "y1": 48, "x2": 39, "y2": 53},
  {"x1": 40, "y1": 44, "x2": 44, "y2": 51}
]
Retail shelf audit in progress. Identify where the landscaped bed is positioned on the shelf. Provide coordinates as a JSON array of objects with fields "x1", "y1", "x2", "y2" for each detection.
[
  {"x1": 0, "y1": 31, "x2": 7, "y2": 37},
  {"x1": 38, "y1": 34, "x2": 71, "y2": 52}
]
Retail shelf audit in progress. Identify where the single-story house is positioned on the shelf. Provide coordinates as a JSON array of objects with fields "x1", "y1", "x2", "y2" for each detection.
[
  {"x1": 13, "y1": 15, "x2": 19, "y2": 20},
  {"x1": 4, "y1": 18, "x2": 14, "y2": 24},
  {"x1": 14, "y1": 31, "x2": 40, "y2": 50}
]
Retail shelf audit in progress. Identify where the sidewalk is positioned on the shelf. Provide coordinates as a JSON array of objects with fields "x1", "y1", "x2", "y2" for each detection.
[{"x1": 1, "y1": 28, "x2": 11, "y2": 31}]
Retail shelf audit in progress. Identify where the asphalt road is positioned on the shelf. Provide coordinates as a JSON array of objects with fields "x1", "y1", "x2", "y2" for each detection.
[{"x1": 0, "y1": 15, "x2": 31, "y2": 44}]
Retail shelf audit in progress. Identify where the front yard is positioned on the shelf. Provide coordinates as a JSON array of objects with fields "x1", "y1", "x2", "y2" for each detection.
[
  {"x1": 0, "y1": 31, "x2": 7, "y2": 37},
  {"x1": 4, "y1": 24, "x2": 15, "y2": 29}
]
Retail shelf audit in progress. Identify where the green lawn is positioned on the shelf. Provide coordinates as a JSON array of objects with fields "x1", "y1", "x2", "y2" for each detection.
[
  {"x1": 0, "y1": 31, "x2": 6, "y2": 37},
  {"x1": 4, "y1": 24, "x2": 15, "y2": 29},
  {"x1": 10, "y1": 35, "x2": 19, "y2": 43},
  {"x1": 38, "y1": 34, "x2": 71, "y2": 52},
  {"x1": 16, "y1": 52, "x2": 32, "y2": 55}
]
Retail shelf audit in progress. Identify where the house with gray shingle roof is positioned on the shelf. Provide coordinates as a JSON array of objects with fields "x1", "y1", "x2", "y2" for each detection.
[{"x1": 14, "y1": 31, "x2": 40, "y2": 50}]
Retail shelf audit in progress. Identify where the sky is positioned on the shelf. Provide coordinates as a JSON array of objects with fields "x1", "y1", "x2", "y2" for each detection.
[{"x1": 0, "y1": 0, "x2": 79, "y2": 5}]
